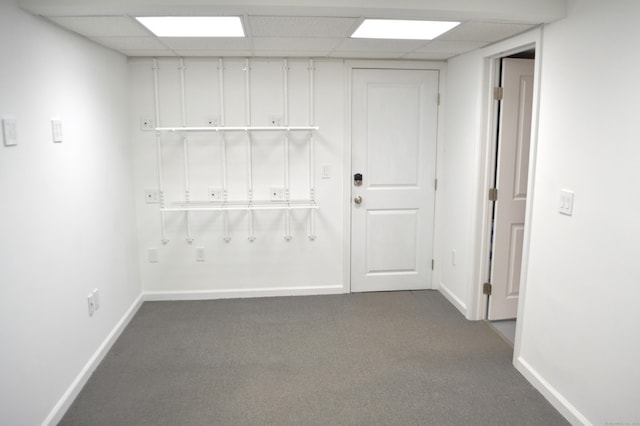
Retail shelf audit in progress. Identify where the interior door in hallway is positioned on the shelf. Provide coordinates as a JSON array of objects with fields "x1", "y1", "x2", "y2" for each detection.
[
  {"x1": 351, "y1": 68, "x2": 439, "y2": 292},
  {"x1": 488, "y1": 58, "x2": 535, "y2": 320}
]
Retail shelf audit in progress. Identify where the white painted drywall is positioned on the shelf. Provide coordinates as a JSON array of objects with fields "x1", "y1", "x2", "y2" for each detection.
[
  {"x1": 0, "y1": 2, "x2": 141, "y2": 425},
  {"x1": 436, "y1": 50, "x2": 484, "y2": 314},
  {"x1": 516, "y1": 0, "x2": 640, "y2": 423},
  {"x1": 130, "y1": 57, "x2": 346, "y2": 297},
  {"x1": 441, "y1": 0, "x2": 640, "y2": 423}
]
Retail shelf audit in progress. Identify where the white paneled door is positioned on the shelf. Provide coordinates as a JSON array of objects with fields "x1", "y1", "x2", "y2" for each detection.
[
  {"x1": 351, "y1": 68, "x2": 439, "y2": 292},
  {"x1": 488, "y1": 58, "x2": 535, "y2": 320}
]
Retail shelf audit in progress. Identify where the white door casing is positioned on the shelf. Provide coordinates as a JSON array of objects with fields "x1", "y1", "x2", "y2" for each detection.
[
  {"x1": 488, "y1": 58, "x2": 535, "y2": 320},
  {"x1": 350, "y1": 68, "x2": 439, "y2": 293}
]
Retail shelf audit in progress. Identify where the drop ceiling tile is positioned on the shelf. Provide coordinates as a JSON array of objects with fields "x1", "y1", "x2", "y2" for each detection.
[
  {"x1": 403, "y1": 52, "x2": 457, "y2": 60},
  {"x1": 249, "y1": 16, "x2": 358, "y2": 38},
  {"x1": 253, "y1": 37, "x2": 341, "y2": 52},
  {"x1": 328, "y1": 51, "x2": 406, "y2": 59},
  {"x1": 414, "y1": 40, "x2": 488, "y2": 54},
  {"x1": 251, "y1": 51, "x2": 328, "y2": 58},
  {"x1": 333, "y1": 38, "x2": 424, "y2": 53},
  {"x1": 49, "y1": 16, "x2": 149, "y2": 37},
  {"x1": 161, "y1": 37, "x2": 252, "y2": 50},
  {"x1": 122, "y1": 50, "x2": 177, "y2": 57},
  {"x1": 92, "y1": 36, "x2": 167, "y2": 50},
  {"x1": 437, "y1": 22, "x2": 536, "y2": 42},
  {"x1": 173, "y1": 50, "x2": 253, "y2": 57}
]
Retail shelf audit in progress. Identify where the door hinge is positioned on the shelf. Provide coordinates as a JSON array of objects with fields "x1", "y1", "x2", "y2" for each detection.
[
  {"x1": 488, "y1": 188, "x2": 498, "y2": 201},
  {"x1": 434, "y1": 179, "x2": 438, "y2": 191},
  {"x1": 483, "y1": 282, "x2": 492, "y2": 295},
  {"x1": 431, "y1": 259, "x2": 435, "y2": 270},
  {"x1": 493, "y1": 86, "x2": 503, "y2": 101}
]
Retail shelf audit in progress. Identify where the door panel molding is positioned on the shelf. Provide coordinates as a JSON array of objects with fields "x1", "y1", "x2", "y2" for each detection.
[{"x1": 344, "y1": 60, "x2": 447, "y2": 294}]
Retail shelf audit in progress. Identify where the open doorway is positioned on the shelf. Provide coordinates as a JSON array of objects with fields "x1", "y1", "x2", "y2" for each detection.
[{"x1": 485, "y1": 49, "x2": 536, "y2": 345}]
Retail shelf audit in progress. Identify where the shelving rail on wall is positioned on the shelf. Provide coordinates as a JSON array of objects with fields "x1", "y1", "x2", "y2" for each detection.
[{"x1": 151, "y1": 58, "x2": 319, "y2": 244}]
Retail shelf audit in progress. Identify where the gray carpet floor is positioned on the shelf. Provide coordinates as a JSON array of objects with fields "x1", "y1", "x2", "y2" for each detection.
[{"x1": 60, "y1": 291, "x2": 568, "y2": 425}]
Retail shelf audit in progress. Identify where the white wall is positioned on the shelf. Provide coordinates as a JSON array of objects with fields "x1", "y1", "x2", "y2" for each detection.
[
  {"x1": 130, "y1": 57, "x2": 346, "y2": 297},
  {"x1": 436, "y1": 51, "x2": 484, "y2": 314},
  {"x1": 516, "y1": 0, "x2": 640, "y2": 423},
  {"x1": 442, "y1": 0, "x2": 640, "y2": 423},
  {"x1": 0, "y1": 2, "x2": 141, "y2": 425}
]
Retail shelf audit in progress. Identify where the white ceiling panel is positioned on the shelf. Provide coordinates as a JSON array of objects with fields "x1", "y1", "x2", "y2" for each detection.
[
  {"x1": 253, "y1": 37, "x2": 341, "y2": 52},
  {"x1": 333, "y1": 38, "x2": 425, "y2": 53},
  {"x1": 92, "y1": 36, "x2": 167, "y2": 50},
  {"x1": 329, "y1": 51, "x2": 405, "y2": 59},
  {"x1": 403, "y1": 52, "x2": 457, "y2": 60},
  {"x1": 120, "y1": 49, "x2": 176, "y2": 56},
  {"x1": 173, "y1": 50, "x2": 253, "y2": 57},
  {"x1": 26, "y1": 1, "x2": 555, "y2": 59},
  {"x1": 49, "y1": 16, "x2": 149, "y2": 37},
  {"x1": 414, "y1": 40, "x2": 487, "y2": 54},
  {"x1": 438, "y1": 21, "x2": 536, "y2": 42},
  {"x1": 161, "y1": 37, "x2": 253, "y2": 50},
  {"x1": 249, "y1": 16, "x2": 358, "y2": 38}
]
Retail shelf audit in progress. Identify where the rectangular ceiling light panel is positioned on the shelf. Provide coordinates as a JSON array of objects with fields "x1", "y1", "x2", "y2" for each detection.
[
  {"x1": 352, "y1": 19, "x2": 460, "y2": 40},
  {"x1": 136, "y1": 16, "x2": 245, "y2": 37}
]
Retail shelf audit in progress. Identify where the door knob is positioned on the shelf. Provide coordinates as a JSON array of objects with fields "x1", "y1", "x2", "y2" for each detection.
[{"x1": 354, "y1": 195, "x2": 363, "y2": 204}]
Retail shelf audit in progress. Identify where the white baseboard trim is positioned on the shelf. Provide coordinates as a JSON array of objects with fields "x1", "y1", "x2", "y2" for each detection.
[
  {"x1": 43, "y1": 294, "x2": 144, "y2": 426},
  {"x1": 437, "y1": 281, "x2": 467, "y2": 316},
  {"x1": 144, "y1": 284, "x2": 346, "y2": 301},
  {"x1": 515, "y1": 356, "x2": 591, "y2": 426}
]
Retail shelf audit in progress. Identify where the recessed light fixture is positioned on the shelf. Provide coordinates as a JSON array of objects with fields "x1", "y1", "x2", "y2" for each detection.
[
  {"x1": 351, "y1": 19, "x2": 460, "y2": 40},
  {"x1": 136, "y1": 16, "x2": 245, "y2": 37}
]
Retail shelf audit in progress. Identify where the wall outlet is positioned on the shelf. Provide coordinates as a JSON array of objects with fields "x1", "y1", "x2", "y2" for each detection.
[
  {"x1": 270, "y1": 187, "x2": 285, "y2": 201},
  {"x1": 206, "y1": 116, "x2": 220, "y2": 127},
  {"x1": 87, "y1": 293, "x2": 95, "y2": 317},
  {"x1": 140, "y1": 117, "x2": 155, "y2": 131},
  {"x1": 144, "y1": 189, "x2": 159, "y2": 204},
  {"x1": 208, "y1": 187, "x2": 223, "y2": 201},
  {"x1": 269, "y1": 115, "x2": 283, "y2": 126},
  {"x1": 92, "y1": 288, "x2": 100, "y2": 311}
]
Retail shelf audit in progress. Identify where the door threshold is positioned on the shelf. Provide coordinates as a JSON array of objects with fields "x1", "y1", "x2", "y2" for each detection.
[{"x1": 487, "y1": 319, "x2": 516, "y2": 347}]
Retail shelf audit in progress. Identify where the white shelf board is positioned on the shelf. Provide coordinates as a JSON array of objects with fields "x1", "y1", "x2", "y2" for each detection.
[
  {"x1": 161, "y1": 200, "x2": 318, "y2": 212},
  {"x1": 155, "y1": 126, "x2": 318, "y2": 133}
]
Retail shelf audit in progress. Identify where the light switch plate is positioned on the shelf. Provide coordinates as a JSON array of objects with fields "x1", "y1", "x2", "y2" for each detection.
[
  {"x1": 148, "y1": 248, "x2": 159, "y2": 263},
  {"x1": 51, "y1": 119, "x2": 63, "y2": 143},
  {"x1": 559, "y1": 189, "x2": 574, "y2": 216},
  {"x1": 2, "y1": 118, "x2": 18, "y2": 146},
  {"x1": 196, "y1": 247, "x2": 206, "y2": 262},
  {"x1": 321, "y1": 164, "x2": 332, "y2": 179}
]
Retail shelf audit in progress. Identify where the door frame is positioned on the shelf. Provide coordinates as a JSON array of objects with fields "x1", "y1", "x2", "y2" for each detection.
[
  {"x1": 470, "y1": 29, "x2": 542, "y2": 355},
  {"x1": 343, "y1": 60, "x2": 447, "y2": 293}
]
